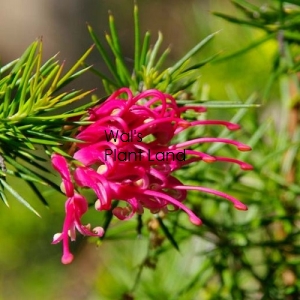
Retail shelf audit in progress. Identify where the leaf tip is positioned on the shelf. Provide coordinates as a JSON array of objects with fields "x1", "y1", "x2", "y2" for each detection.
[{"x1": 108, "y1": 10, "x2": 114, "y2": 19}]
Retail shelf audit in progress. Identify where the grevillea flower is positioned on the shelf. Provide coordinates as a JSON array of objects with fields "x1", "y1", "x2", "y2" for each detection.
[
  {"x1": 52, "y1": 88, "x2": 253, "y2": 263},
  {"x1": 51, "y1": 154, "x2": 104, "y2": 264}
]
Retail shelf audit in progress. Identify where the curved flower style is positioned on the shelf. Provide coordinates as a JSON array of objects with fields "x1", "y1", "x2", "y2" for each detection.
[{"x1": 52, "y1": 88, "x2": 252, "y2": 264}]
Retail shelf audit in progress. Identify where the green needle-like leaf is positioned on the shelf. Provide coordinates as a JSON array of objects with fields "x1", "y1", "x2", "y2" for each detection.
[
  {"x1": 10, "y1": 42, "x2": 35, "y2": 74},
  {"x1": 134, "y1": 3, "x2": 141, "y2": 75},
  {"x1": 57, "y1": 44, "x2": 94, "y2": 89},
  {"x1": 231, "y1": 0, "x2": 261, "y2": 14},
  {"x1": 27, "y1": 181, "x2": 49, "y2": 206},
  {"x1": 0, "y1": 178, "x2": 40, "y2": 217},
  {"x1": 146, "y1": 31, "x2": 163, "y2": 73},
  {"x1": 88, "y1": 24, "x2": 122, "y2": 85},
  {"x1": 0, "y1": 182, "x2": 9, "y2": 207},
  {"x1": 154, "y1": 47, "x2": 171, "y2": 70},
  {"x1": 157, "y1": 216, "x2": 180, "y2": 252},
  {"x1": 212, "y1": 33, "x2": 276, "y2": 63},
  {"x1": 169, "y1": 31, "x2": 218, "y2": 75},
  {"x1": 32, "y1": 40, "x2": 43, "y2": 96},
  {"x1": 108, "y1": 11, "x2": 123, "y2": 57},
  {"x1": 18, "y1": 42, "x2": 39, "y2": 112},
  {"x1": 0, "y1": 59, "x2": 18, "y2": 74},
  {"x1": 105, "y1": 33, "x2": 136, "y2": 88},
  {"x1": 213, "y1": 11, "x2": 265, "y2": 28},
  {"x1": 140, "y1": 31, "x2": 151, "y2": 68}
]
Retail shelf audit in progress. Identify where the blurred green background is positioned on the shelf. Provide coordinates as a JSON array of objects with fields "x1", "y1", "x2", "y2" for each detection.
[{"x1": 2, "y1": 0, "x2": 300, "y2": 299}]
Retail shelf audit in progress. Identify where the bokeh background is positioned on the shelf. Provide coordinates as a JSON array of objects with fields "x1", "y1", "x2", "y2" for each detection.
[
  {"x1": 0, "y1": 0, "x2": 273, "y2": 99},
  {"x1": 2, "y1": 0, "x2": 298, "y2": 299}
]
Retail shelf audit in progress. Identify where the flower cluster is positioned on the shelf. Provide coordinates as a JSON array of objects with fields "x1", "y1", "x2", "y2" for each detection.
[{"x1": 51, "y1": 88, "x2": 252, "y2": 264}]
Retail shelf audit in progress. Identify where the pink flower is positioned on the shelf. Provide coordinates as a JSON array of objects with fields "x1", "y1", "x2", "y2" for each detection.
[
  {"x1": 51, "y1": 154, "x2": 104, "y2": 264},
  {"x1": 51, "y1": 153, "x2": 74, "y2": 197},
  {"x1": 51, "y1": 88, "x2": 252, "y2": 263}
]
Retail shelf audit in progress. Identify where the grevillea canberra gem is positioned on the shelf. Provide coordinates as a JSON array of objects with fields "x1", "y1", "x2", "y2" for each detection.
[{"x1": 51, "y1": 88, "x2": 252, "y2": 264}]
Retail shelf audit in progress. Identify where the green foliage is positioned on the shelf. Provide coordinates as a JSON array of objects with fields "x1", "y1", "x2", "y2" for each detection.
[
  {"x1": 0, "y1": 1, "x2": 300, "y2": 300},
  {"x1": 88, "y1": 4, "x2": 219, "y2": 96},
  {"x1": 0, "y1": 40, "x2": 96, "y2": 212},
  {"x1": 79, "y1": 2, "x2": 300, "y2": 299}
]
